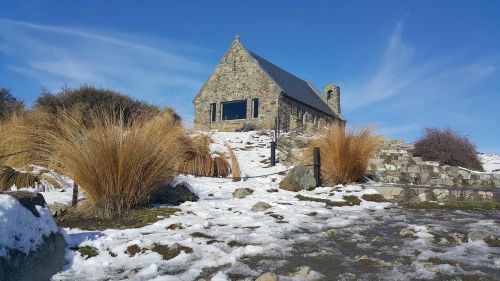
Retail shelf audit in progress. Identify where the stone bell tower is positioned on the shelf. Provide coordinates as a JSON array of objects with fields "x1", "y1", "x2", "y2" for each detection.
[{"x1": 322, "y1": 83, "x2": 341, "y2": 115}]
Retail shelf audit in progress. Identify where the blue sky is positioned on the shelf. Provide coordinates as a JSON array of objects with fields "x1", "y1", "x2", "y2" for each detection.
[{"x1": 1, "y1": 1, "x2": 499, "y2": 153}]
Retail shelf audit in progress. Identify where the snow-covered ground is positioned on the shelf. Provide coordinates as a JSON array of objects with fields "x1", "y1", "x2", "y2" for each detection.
[
  {"x1": 5, "y1": 131, "x2": 499, "y2": 280},
  {"x1": 479, "y1": 153, "x2": 500, "y2": 172}
]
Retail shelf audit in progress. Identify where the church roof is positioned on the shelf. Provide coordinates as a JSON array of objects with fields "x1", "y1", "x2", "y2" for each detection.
[{"x1": 248, "y1": 51, "x2": 337, "y2": 118}]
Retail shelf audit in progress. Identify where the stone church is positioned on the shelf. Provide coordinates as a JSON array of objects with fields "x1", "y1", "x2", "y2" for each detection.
[{"x1": 193, "y1": 35, "x2": 345, "y2": 132}]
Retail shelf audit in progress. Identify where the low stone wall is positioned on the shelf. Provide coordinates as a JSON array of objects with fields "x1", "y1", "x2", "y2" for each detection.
[{"x1": 367, "y1": 141, "x2": 500, "y2": 189}]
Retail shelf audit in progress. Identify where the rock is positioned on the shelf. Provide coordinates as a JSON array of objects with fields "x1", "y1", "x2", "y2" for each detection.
[
  {"x1": 233, "y1": 188, "x2": 254, "y2": 198},
  {"x1": 467, "y1": 230, "x2": 492, "y2": 242},
  {"x1": 370, "y1": 236, "x2": 386, "y2": 244},
  {"x1": 251, "y1": 202, "x2": 272, "y2": 212},
  {"x1": 279, "y1": 166, "x2": 316, "y2": 192},
  {"x1": 357, "y1": 255, "x2": 373, "y2": 266},
  {"x1": 292, "y1": 266, "x2": 311, "y2": 277},
  {"x1": 255, "y1": 272, "x2": 278, "y2": 281},
  {"x1": 0, "y1": 191, "x2": 67, "y2": 281},
  {"x1": 48, "y1": 201, "x2": 68, "y2": 217},
  {"x1": 418, "y1": 190, "x2": 437, "y2": 202},
  {"x1": 399, "y1": 229, "x2": 416, "y2": 238},
  {"x1": 323, "y1": 229, "x2": 336, "y2": 239},
  {"x1": 394, "y1": 189, "x2": 420, "y2": 204},
  {"x1": 149, "y1": 182, "x2": 198, "y2": 205}
]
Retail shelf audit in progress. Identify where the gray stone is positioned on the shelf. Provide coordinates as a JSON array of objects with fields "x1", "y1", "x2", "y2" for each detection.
[
  {"x1": 0, "y1": 192, "x2": 67, "y2": 281},
  {"x1": 233, "y1": 188, "x2": 254, "y2": 198},
  {"x1": 48, "y1": 202, "x2": 68, "y2": 217},
  {"x1": 279, "y1": 165, "x2": 316, "y2": 192},
  {"x1": 467, "y1": 230, "x2": 492, "y2": 242},
  {"x1": 292, "y1": 266, "x2": 311, "y2": 277},
  {"x1": 251, "y1": 202, "x2": 272, "y2": 212},
  {"x1": 256, "y1": 272, "x2": 279, "y2": 281},
  {"x1": 399, "y1": 229, "x2": 416, "y2": 238},
  {"x1": 149, "y1": 182, "x2": 198, "y2": 205}
]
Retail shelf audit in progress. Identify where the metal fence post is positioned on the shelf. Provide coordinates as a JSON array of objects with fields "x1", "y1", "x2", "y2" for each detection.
[
  {"x1": 313, "y1": 146, "x2": 321, "y2": 187},
  {"x1": 72, "y1": 182, "x2": 78, "y2": 206},
  {"x1": 271, "y1": 141, "x2": 276, "y2": 166}
]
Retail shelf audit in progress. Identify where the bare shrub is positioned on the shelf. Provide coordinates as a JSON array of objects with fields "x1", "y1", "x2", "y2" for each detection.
[
  {"x1": 179, "y1": 135, "x2": 230, "y2": 178},
  {"x1": 303, "y1": 124, "x2": 382, "y2": 185},
  {"x1": 35, "y1": 85, "x2": 164, "y2": 125},
  {"x1": 226, "y1": 144, "x2": 241, "y2": 181},
  {"x1": 0, "y1": 88, "x2": 24, "y2": 122},
  {"x1": 413, "y1": 128, "x2": 483, "y2": 171}
]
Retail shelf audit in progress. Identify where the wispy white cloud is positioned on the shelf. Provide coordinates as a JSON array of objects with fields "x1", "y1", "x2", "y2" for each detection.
[
  {"x1": 343, "y1": 20, "x2": 497, "y2": 112},
  {"x1": 0, "y1": 18, "x2": 211, "y2": 119}
]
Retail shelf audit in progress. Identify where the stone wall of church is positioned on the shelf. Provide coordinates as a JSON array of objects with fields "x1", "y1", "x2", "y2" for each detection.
[
  {"x1": 193, "y1": 42, "x2": 281, "y2": 131},
  {"x1": 277, "y1": 96, "x2": 338, "y2": 134}
]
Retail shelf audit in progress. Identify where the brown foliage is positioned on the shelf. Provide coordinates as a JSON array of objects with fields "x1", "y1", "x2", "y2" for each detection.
[
  {"x1": 304, "y1": 124, "x2": 382, "y2": 185},
  {"x1": 413, "y1": 128, "x2": 483, "y2": 171},
  {"x1": 179, "y1": 135, "x2": 230, "y2": 178},
  {"x1": 226, "y1": 144, "x2": 241, "y2": 181}
]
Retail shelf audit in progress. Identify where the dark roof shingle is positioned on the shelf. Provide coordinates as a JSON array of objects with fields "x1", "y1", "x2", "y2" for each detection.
[{"x1": 248, "y1": 51, "x2": 336, "y2": 117}]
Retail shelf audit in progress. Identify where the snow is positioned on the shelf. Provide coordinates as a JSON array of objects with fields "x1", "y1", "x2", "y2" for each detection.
[
  {"x1": 43, "y1": 131, "x2": 392, "y2": 280},
  {"x1": 11, "y1": 130, "x2": 496, "y2": 280},
  {"x1": 0, "y1": 194, "x2": 62, "y2": 258},
  {"x1": 479, "y1": 153, "x2": 500, "y2": 172}
]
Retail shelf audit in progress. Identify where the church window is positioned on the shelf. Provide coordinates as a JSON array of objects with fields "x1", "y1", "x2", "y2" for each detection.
[
  {"x1": 327, "y1": 90, "x2": 333, "y2": 100},
  {"x1": 222, "y1": 100, "x2": 247, "y2": 120},
  {"x1": 252, "y1": 98, "x2": 259, "y2": 118},
  {"x1": 210, "y1": 103, "x2": 216, "y2": 122}
]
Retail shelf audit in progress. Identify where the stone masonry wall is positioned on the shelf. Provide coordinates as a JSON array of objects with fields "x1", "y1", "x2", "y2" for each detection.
[
  {"x1": 278, "y1": 95, "x2": 336, "y2": 134},
  {"x1": 193, "y1": 41, "x2": 281, "y2": 131},
  {"x1": 367, "y1": 141, "x2": 500, "y2": 189}
]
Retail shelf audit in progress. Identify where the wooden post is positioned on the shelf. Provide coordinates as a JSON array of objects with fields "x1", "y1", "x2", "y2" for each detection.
[
  {"x1": 72, "y1": 182, "x2": 78, "y2": 206},
  {"x1": 313, "y1": 146, "x2": 321, "y2": 187},
  {"x1": 270, "y1": 141, "x2": 276, "y2": 166}
]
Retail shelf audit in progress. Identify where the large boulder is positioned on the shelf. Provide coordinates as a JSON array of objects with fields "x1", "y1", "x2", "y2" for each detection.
[
  {"x1": 279, "y1": 166, "x2": 316, "y2": 192},
  {"x1": 0, "y1": 191, "x2": 67, "y2": 281},
  {"x1": 233, "y1": 188, "x2": 254, "y2": 198},
  {"x1": 149, "y1": 182, "x2": 198, "y2": 205}
]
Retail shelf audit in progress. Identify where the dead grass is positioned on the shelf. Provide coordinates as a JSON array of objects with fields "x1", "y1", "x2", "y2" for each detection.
[
  {"x1": 304, "y1": 124, "x2": 382, "y2": 185},
  {"x1": 179, "y1": 134, "x2": 230, "y2": 178},
  {"x1": 56, "y1": 205, "x2": 181, "y2": 230},
  {"x1": 226, "y1": 143, "x2": 241, "y2": 181},
  {"x1": 32, "y1": 109, "x2": 185, "y2": 218},
  {"x1": 0, "y1": 165, "x2": 39, "y2": 191}
]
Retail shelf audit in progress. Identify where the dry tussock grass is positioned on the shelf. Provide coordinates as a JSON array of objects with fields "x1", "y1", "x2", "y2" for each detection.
[
  {"x1": 0, "y1": 166, "x2": 39, "y2": 191},
  {"x1": 304, "y1": 124, "x2": 382, "y2": 185},
  {"x1": 179, "y1": 135, "x2": 230, "y2": 178},
  {"x1": 225, "y1": 144, "x2": 241, "y2": 181},
  {"x1": 5, "y1": 109, "x2": 184, "y2": 218}
]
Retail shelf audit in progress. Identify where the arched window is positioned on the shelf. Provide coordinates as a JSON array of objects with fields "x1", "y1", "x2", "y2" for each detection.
[{"x1": 327, "y1": 90, "x2": 333, "y2": 100}]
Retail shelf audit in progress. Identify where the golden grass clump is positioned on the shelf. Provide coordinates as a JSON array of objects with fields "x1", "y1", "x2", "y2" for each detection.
[
  {"x1": 179, "y1": 135, "x2": 230, "y2": 178},
  {"x1": 304, "y1": 124, "x2": 382, "y2": 185},
  {"x1": 0, "y1": 109, "x2": 83, "y2": 168},
  {"x1": 31, "y1": 109, "x2": 185, "y2": 218},
  {"x1": 225, "y1": 144, "x2": 241, "y2": 182},
  {"x1": 0, "y1": 166, "x2": 39, "y2": 191}
]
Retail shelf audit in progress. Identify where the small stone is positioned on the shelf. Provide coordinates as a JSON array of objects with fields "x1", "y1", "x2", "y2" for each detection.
[
  {"x1": 233, "y1": 188, "x2": 254, "y2": 198},
  {"x1": 399, "y1": 229, "x2": 416, "y2": 238},
  {"x1": 370, "y1": 236, "x2": 386, "y2": 245},
  {"x1": 251, "y1": 202, "x2": 272, "y2": 212},
  {"x1": 255, "y1": 272, "x2": 278, "y2": 281},
  {"x1": 292, "y1": 266, "x2": 311, "y2": 277},
  {"x1": 357, "y1": 255, "x2": 372, "y2": 266},
  {"x1": 343, "y1": 238, "x2": 358, "y2": 245},
  {"x1": 323, "y1": 229, "x2": 336, "y2": 239},
  {"x1": 467, "y1": 230, "x2": 492, "y2": 242}
]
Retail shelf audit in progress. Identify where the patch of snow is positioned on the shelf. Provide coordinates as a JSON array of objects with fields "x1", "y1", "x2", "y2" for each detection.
[{"x1": 479, "y1": 153, "x2": 500, "y2": 173}]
